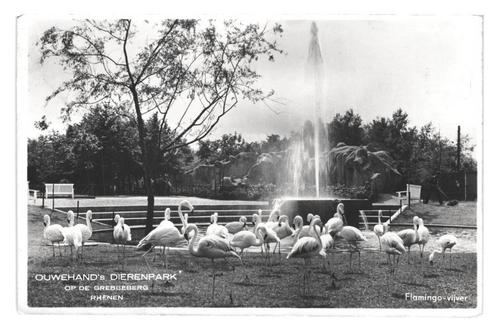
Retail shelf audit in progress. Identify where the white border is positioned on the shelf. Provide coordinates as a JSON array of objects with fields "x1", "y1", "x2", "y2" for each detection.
[{"x1": 15, "y1": 12, "x2": 483, "y2": 317}]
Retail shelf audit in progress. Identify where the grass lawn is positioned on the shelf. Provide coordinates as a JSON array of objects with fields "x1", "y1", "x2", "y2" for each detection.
[
  {"x1": 26, "y1": 205, "x2": 477, "y2": 308},
  {"x1": 396, "y1": 201, "x2": 477, "y2": 227}
]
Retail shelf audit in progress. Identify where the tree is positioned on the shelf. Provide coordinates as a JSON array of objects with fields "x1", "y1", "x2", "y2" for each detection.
[
  {"x1": 327, "y1": 109, "x2": 364, "y2": 147},
  {"x1": 39, "y1": 19, "x2": 283, "y2": 233},
  {"x1": 261, "y1": 134, "x2": 289, "y2": 153},
  {"x1": 197, "y1": 132, "x2": 252, "y2": 163}
]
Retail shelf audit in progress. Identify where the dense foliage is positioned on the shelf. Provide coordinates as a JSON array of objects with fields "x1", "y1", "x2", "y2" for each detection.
[{"x1": 29, "y1": 108, "x2": 476, "y2": 197}]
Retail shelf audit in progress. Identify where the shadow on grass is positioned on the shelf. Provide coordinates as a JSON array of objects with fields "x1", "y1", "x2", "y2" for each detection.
[{"x1": 400, "y1": 280, "x2": 432, "y2": 289}]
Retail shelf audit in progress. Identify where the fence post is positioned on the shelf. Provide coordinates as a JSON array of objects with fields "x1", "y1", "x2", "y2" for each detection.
[
  {"x1": 464, "y1": 172, "x2": 467, "y2": 201},
  {"x1": 407, "y1": 184, "x2": 411, "y2": 209},
  {"x1": 52, "y1": 184, "x2": 55, "y2": 211},
  {"x1": 76, "y1": 200, "x2": 80, "y2": 219}
]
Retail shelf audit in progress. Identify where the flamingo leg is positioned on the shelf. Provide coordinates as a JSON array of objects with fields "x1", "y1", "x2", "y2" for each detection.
[
  {"x1": 211, "y1": 259, "x2": 216, "y2": 301},
  {"x1": 395, "y1": 255, "x2": 400, "y2": 277},
  {"x1": 378, "y1": 237, "x2": 382, "y2": 251},
  {"x1": 449, "y1": 249, "x2": 452, "y2": 270},
  {"x1": 123, "y1": 244, "x2": 127, "y2": 267},
  {"x1": 58, "y1": 242, "x2": 62, "y2": 257},
  {"x1": 163, "y1": 247, "x2": 169, "y2": 269},
  {"x1": 142, "y1": 246, "x2": 156, "y2": 287}
]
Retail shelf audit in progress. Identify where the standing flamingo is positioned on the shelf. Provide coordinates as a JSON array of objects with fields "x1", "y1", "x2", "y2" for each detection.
[
  {"x1": 159, "y1": 208, "x2": 174, "y2": 228},
  {"x1": 42, "y1": 214, "x2": 64, "y2": 257},
  {"x1": 270, "y1": 215, "x2": 294, "y2": 255},
  {"x1": 293, "y1": 215, "x2": 321, "y2": 240},
  {"x1": 319, "y1": 232, "x2": 335, "y2": 274},
  {"x1": 230, "y1": 224, "x2": 267, "y2": 256},
  {"x1": 137, "y1": 219, "x2": 187, "y2": 272},
  {"x1": 251, "y1": 210, "x2": 279, "y2": 264},
  {"x1": 63, "y1": 210, "x2": 83, "y2": 261},
  {"x1": 287, "y1": 217, "x2": 324, "y2": 295},
  {"x1": 268, "y1": 200, "x2": 281, "y2": 223},
  {"x1": 416, "y1": 217, "x2": 431, "y2": 258},
  {"x1": 429, "y1": 234, "x2": 457, "y2": 269},
  {"x1": 380, "y1": 231, "x2": 406, "y2": 289},
  {"x1": 73, "y1": 210, "x2": 93, "y2": 258},
  {"x1": 225, "y1": 216, "x2": 249, "y2": 234},
  {"x1": 113, "y1": 216, "x2": 132, "y2": 266},
  {"x1": 325, "y1": 203, "x2": 346, "y2": 235},
  {"x1": 397, "y1": 216, "x2": 420, "y2": 263},
  {"x1": 178, "y1": 200, "x2": 194, "y2": 230},
  {"x1": 373, "y1": 210, "x2": 390, "y2": 251},
  {"x1": 183, "y1": 223, "x2": 241, "y2": 300},
  {"x1": 206, "y1": 212, "x2": 229, "y2": 239},
  {"x1": 337, "y1": 225, "x2": 367, "y2": 272}
]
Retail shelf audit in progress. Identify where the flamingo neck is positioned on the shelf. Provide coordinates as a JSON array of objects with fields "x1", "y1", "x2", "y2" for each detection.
[
  {"x1": 188, "y1": 226, "x2": 201, "y2": 257},
  {"x1": 311, "y1": 220, "x2": 323, "y2": 252},
  {"x1": 86, "y1": 216, "x2": 92, "y2": 231},
  {"x1": 178, "y1": 205, "x2": 188, "y2": 229},
  {"x1": 255, "y1": 228, "x2": 265, "y2": 245}
]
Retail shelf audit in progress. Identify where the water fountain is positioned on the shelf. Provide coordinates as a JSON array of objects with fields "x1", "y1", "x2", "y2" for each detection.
[{"x1": 277, "y1": 22, "x2": 370, "y2": 227}]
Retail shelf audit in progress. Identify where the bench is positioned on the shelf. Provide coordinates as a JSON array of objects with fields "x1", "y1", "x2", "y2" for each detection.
[
  {"x1": 44, "y1": 183, "x2": 74, "y2": 199},
  {"x1": 28, "y1": 189, "x2": 39, "y2": 204},
  {"x1": 396, "y1": 184, "x2": 422, "y2": 204}
]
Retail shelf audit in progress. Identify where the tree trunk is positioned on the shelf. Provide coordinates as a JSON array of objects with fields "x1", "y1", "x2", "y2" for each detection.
[{"x1": 129, "y1": 85, "x2": 155, "y2": 234}]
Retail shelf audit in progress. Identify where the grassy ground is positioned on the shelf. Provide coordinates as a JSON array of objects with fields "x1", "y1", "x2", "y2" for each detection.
[
  {"x1": 396, "y1": 201, "x2": 477, "y2": 227},
  {"x1": 27, "y1": 205, "x2": 477, "y2": 308}
]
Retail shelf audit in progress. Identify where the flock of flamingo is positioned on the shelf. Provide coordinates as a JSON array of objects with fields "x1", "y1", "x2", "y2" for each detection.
[{"x1": 41, "y1": 199, "x2": 459, "y2": 298}]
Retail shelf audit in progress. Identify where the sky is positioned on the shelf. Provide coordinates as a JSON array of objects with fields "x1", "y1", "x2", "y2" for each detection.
[{"x1": 25, "y1": 16, "x2": 482, "y2": 147}]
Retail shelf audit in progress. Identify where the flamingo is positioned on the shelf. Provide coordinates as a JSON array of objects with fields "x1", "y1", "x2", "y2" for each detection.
[
  {"x1": 183, "y1": 223, "x2": 241, "y2": 300},
  {"x1": 159, "y1": 208, "x2": 174, "y2": 228},
  {"x1": 268, "y1": 200, "x2": 281, "y2": 223},
  {"x1": 325, "y1": 203, "x2": 346, "y2": 235},
  {"x1": 225, "y1": 216, "x2": 249, "y2": 234},
  {"x1": 397, "y1": 216, "x2": 420, "y2": 263},
  {"x1": 319, "y1": 232, "x2": 336, "y2": 274},
  {"x1": 270, "y1": 215, "x2": 294, "y2": 255},
  {"x1": 113, "y1": 216, "x2": 132, "y2": 266},
  {"x1": 337, "y1": 225, "x2": 367, "y2": 271},
  {"x1": 206, "y1": 212, "x2": 229, "y2": 239},
  {"x1": 293, "y1": 215, "x2": 321, "y2": 240},
  {"x1": 136, "y1": 218, "x2": 187, "y2": 272},
  {"x1": 178, "y1": 199, "x2": 194, "y2": 215},
  {"x1": 253, "y1": 211, "x2": 280, "y2": 265},
  {"x1": 429, "y1": 234, "x2": 457, "y2": 269},
  {"x1": 373, "y1": 210, "x2": 390, "y2": 251},
  {"x1": 63, "y1": 210, "x2": 83, "y2": 261},
  {"x1": 42, "y1": 214, "x2": 64, "y2": 257},
  {"x1": 73, "y1": 210, "x2": 93, "y2": 258},
  {"x1": 416, "y1": 217, "x2": 431, "y2": 258},
  {"x1": 380, "y1": 231, "x2": 406, "y2": 287},
  {"x1": 287, "y1": 217, "x2": 324, "y2": 295},
  {"x1": 230, "y1": 224, "x2": 267, "y2": 256}
]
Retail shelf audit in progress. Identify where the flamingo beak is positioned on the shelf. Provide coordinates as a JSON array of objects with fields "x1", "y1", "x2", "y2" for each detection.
[
  {"x1": 430, "y1": 260, "x2": 434, "y2": 266},
  {"x1": 184, "y1": 233, "x2": 189, "y2": 242}
]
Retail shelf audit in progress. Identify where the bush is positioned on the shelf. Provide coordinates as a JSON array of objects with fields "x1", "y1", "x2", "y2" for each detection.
[{"x1": 326, "y1": 184, "x2": 370, "y2": 199}]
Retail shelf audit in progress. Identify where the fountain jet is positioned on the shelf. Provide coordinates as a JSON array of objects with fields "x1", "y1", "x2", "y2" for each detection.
[{"x1": 308, "y1": 22, "x2": 325, "y2": 198}]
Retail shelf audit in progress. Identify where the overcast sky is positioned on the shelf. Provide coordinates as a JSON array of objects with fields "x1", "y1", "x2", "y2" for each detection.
[{"x1": 26, "y1": 16, "x2": 482, "y2": 146}]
